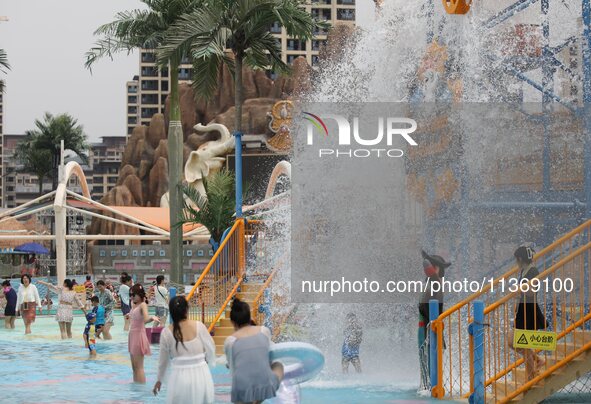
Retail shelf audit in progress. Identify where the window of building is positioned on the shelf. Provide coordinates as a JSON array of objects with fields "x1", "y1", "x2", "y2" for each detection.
[
  {"x1": 337, "y1": 0, "x2": 355, "y2": 4},
  {"x1": 337, "y1": 9, "x2": 355, "y2": 21},
  {"x1": 127, "y1": 117, "x2": 137, "y2": 124},
  {"x1": 108, "y1": 177, "x2": 117, "y2": 184},
  {"x1": 141, "y1": 52, "x2": 156, "y2": 63},
  {"x1": 128, "y1": 96, "x2": 137, "y2": 104},
  {"x1": 94, "y1": 186, "x2": 104, "y2": 194},
  {"x1": 161, "y1": 81, "x2": 169, "y2": 92}
]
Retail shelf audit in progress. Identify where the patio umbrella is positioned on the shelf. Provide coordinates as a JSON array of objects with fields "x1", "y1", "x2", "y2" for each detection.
[{"x1": 14, "y1": 242, "x2": 50, "y2": 255}]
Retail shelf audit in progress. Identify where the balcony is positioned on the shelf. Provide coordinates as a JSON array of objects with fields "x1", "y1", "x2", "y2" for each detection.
[
  {"x1": 312, "y1": 0, "x2": 331, "y2": 4},
  {"x1": 127, "y1": 86, "x2": 137, "y2": 94},
  {"x1": 128, "y1": 96, "x2": 137, "y2": 104},
  {"x1": 141, "y1": 52, "x2": 156, "y2": 63},
  {"x1": 141, "y1": 94, "x2": 159, "y2": 105},
  {"x1": 337, "y1": 9, "x2": 355, "y2": 21},
  {"x1": 141, "y1": 67, "x2": 158, "y2": 77},
  {"x1": 287, "y1": 40, "x2": 306, "y2": 51},
  {"x1": 141, "y1": 80, "x2": 159, "y2": 91},
  {"x1": 179, "y1": 68, "x2": 192, "y2": 80},
  {"x1": 141, "y1": 108, "x2": 159, "y2": 119},
  {"x1": 270, "y1": 22, "x2": 282, "y2": 34},
  {"x1": 337, "y1": 0, "x2": 355, "y2": 4}
]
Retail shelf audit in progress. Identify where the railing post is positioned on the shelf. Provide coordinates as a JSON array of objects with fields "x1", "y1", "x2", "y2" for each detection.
[
  {"x1": 234, "y1": 131, "x2": 243, "y2": 218},
  {"x1": 429, "y1": 299, "x2": 440, "y2": 395},
  {"x1": 469, "y1": 300, "x2": 485, "y2": 404},
  {"x1": 169, "y1": 287, "x2": 176, "y2": 324},
  {"x1": 238, "y1": 219, "x2": 246, "y2": 279}
]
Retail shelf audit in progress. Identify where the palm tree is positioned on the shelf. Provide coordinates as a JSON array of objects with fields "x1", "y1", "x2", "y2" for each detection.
[
  {"x1": 178, "y1": 169, "x2": 237, "y2": 251},
  {"x1": 14, "y1": 136, "x2": 53, "y2": 196},
  {"x1": 0, "y1": 48, "x2": 10, "y2": 93},
  {"x1": 159, "y1": 0, "x2": 327, "y2": 220},
  {"x1": 159, "y1": 0, "x2": 327, "y2": 134},
  {"x1": 25, "y1": 113, "x2": 88, "y2": 190},
  {"x1": 85, "y1": 0, "x2": 200, "y2": 284}
]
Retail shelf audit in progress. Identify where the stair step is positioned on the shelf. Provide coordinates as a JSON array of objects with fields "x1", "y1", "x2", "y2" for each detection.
[
  {"x1": 491, "y1": 380, "x2": 523, "y2": 402},
  {"x1": 219, "y1": 318, "x2": 233, "y2": 327},
  {"x1": 240, "y1": 283, "x2": 264, "y2": 293},
  {"x1": 216, "y1": 344, "x2": 224, "y2": 355},
  {"x1": 214, "y1": 326, "x2": 235, "y2": 337},
  {"x1": 572, "y1": 330, "x2": 591, "y2": 345},
  {"x1": 213, "y1": 335, "x2": 227, "y2": 346},
  {"x1": 235, "y1": 291, "x2": 259, "y2": 303}
]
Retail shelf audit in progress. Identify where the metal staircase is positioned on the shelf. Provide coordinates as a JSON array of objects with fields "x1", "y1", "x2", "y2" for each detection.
[{"x1": 430, "y1": 220, "x2": 591, "y2": 403}]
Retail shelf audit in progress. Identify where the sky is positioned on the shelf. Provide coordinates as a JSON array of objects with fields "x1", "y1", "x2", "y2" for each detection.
[{"x1": 0, "y1": 0, "x2": 374, "y2": 142}]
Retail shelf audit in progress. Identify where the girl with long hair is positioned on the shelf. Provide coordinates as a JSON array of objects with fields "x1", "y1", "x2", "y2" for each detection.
[
  {"x1": 153, "y1": 296, "x2": 215, "y2": 403},
  {"x1": 127, "y1": 283, "x2": 159, "y2": 383},
  {"x1": 225, "y1": 298, "x2": 284, "y2": 404}
]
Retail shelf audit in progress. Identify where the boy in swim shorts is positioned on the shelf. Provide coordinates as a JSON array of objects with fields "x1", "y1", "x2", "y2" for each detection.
[
  {"x1": 90, "y1": 296, "x2": 105, "y2": 338},
  {"x1": 83, "y1": 312, "x2": 97, "y2": 357},
  {"x1": 342, "y1": 313, "x2": 362, "y2": 373}
]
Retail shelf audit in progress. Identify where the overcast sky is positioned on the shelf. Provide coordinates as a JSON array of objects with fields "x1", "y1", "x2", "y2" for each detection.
[{"x1": 1, "y1": 0, "x2": 374, "y2": 142}]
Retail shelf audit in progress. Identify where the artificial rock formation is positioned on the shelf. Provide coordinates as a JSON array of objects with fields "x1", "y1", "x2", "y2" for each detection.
[{"x1": 90, "y1": 56, "x2": 312, "y2": 235}]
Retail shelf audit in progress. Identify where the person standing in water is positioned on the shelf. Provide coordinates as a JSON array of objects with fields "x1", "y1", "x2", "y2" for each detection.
[
  {"x1": 16, "y1": 274, "x2": 41, "y2": 334},
  {"x1": 342, "y1": 312, "x2": 363, "y2": 374},
  {"x1": 153, "y1": 275, "x2": 169, "y2": 326},
  {"x1": 119, "y1": 275, "x2": 132, "y2": 331},
  {"x1": 224, "y1": 298, "x2": 284, "y2": 404},
  {"x1": 153, "y1": 296, "x2": 215, "y2": 403},
  {"x1": 508, "y1": 244, "x2": 546, "y2": 380},
  {"x1": 38, "y1": 278, "x2": 79, "y2": 339},
  {"x1": 95, "y1": 280, "x2": 115, "y2": 340},
  {"x1": 2, "y1": 280, "x2": 17, "y2": 329},
  {"x1": 127, "y1": 283, "x2": 159, "y2": 383},
  {"x1": 418, "y1": 250, "x2": 451, "y2": 339}
]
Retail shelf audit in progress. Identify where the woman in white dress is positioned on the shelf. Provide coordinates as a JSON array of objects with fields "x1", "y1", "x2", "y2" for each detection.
[
  {"x1": 16, "y1": 274, "x2": 41, "y2": 334},
  {"x1": 153, "y1": 296, "x2": 216, "y2": 404},
  {"x1": 38, "y1": 278, "x2": 79, "y2": 339}
]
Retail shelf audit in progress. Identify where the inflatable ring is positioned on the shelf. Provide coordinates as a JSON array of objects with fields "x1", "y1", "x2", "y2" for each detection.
[
  {"x1": 442, "y1": 0, "x2": 471, "y2": 15},
  {"x1": 269, "y1": 342, "x2": 325, "y2": 385}
]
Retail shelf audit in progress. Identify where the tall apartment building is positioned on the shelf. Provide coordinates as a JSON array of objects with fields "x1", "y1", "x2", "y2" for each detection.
[
  {"x1": 89, "y1": 136, "x2": 127, "y2": 200},
  {"x1": 126, "y1": 76, "x2": 139, "y2": 137},
  {"x1": 272, "y1": 0, "x2": 355, "y2": 69},
  {"x1": 126, "y1": 0, "x2": 356, "y2": 133}
]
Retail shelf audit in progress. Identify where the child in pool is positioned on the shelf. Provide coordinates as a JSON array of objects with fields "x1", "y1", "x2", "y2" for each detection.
[
  {"x1": 83, "y1": 312, "x2": 97, "y2": 357},
  {"x1": 90, "y1": 296, "x2": 105, "y2": 338},
  {"x1": 342, "y1": 312, "x2": 362, "y2": 373}
]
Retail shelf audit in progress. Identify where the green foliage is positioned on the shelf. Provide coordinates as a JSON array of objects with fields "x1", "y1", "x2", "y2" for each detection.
[
  {"x1": 27, "y1": 113, "x2": 89, "y2": 162},
  {"x1": 14, "y1": 134, "x2": 53, "y2": 194},
  {"x1": 85, "y1": 0, "x2": 200, "y2": 70},
  {"x1": 178, "y1": 169, "x2": 238, "y2": 244},
  {"x1": 0, "y1": 48, "x2": 10, "y2": 93},
  {"x1": 158, "y1": 0, "x2": 330, "y2": 100}
]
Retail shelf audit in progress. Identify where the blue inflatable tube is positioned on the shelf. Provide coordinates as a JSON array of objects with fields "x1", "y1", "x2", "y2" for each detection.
[{"x1": 269, "y1": 342, "x2": 325, "y2": 385}]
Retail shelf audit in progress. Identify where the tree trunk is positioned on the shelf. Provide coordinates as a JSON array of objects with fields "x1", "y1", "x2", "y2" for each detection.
[
  {"x1": 168, "y1": 58, "x2": 184, "y2": 285},
  {"x1": 52, "y1": 153, "x2": 59, "y2": 190},
  {"x1": 38, "y1": 175, "x2": 44, "y2": 196}
]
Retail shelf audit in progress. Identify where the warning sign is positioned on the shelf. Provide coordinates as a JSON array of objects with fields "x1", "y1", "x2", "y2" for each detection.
[{"x1": 513, "y1": 329, "x2": 557, "y2": 351}]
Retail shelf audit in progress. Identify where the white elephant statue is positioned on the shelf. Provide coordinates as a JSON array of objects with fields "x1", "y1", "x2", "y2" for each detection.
[{"x1": 160, "y1": 122, "x2": 235, "y2": 207}]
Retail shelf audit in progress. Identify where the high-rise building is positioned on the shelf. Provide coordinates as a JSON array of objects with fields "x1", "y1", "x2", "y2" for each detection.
[
  {"x1": 89, "y1": 136, "x2": 127, "y2": 200},
  {"x1": 273, "y1": 0, "x2": 356, "y2": 69},
  {"x1": 126, "y1": 0, "x2": 356, "y2": 131},
  {"x1": 126, "y1": 76, "x2": 139, "y2": 138},
  {"x1": 133, "y1": 52, "x2": 193, "y2": 129}
]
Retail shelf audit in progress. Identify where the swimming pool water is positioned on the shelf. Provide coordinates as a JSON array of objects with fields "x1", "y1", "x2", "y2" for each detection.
[{"x1": 0, "y1": 314, "x2": 439, "y2": 403}]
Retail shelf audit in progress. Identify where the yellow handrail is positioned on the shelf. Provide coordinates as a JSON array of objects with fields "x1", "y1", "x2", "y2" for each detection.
[
  {"x1": 251, "y1": 267, "x2": 280, "y2": 318},
  {"x1": 439, "y1": 218, "x2": 591, "y2": 321},
  {"x1": 484, "y1": 242, "x2": 591, "y2": 316},
  {"x1": 207, "y1": 276, "x2": 244, "y2": 333},
  {"x1": 186, "y1": 218, "x2": 244, "y2": 301},
  {"x1": 435, "y1": 218, "x2": 591, "y2": 400}
]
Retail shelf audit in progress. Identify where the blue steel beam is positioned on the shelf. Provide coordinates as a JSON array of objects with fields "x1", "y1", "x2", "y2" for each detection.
[{"x1": 483, "y1": 0, "x2": 540, "y2": 30}]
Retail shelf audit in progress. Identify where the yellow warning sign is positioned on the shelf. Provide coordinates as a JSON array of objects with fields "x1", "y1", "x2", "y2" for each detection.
[{"x1": 513, "y1": 329, "x2": 557, "y2": 351}]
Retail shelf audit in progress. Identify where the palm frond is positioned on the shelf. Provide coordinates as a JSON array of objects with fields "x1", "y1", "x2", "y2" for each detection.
[
  {"x1": 177, "y1": 169, "x2": 237, "y2": 243},
  {"x1": 0, "y1": 48, "x2": 10, "y2": 74}
]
